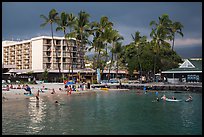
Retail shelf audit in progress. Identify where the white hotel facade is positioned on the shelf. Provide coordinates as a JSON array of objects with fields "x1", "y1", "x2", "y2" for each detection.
[{"x1": 2, "y1": 36, "x2": 85, "y2": 72}]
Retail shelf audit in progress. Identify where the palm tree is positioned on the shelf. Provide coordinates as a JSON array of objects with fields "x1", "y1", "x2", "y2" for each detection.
[
  {"x1": 131, "y1": 31, "x2": 147, "y2": 83},
  {"x1": 150, "y1": 14, "x2": 172, "y2": 82},
  {"x1": 40, "y1": 9, "x2": 61, "y2": 81},
  {"x1": 113, "y1": 42, "x2": 123, "y2": 78},
  {"x1": 67, "y1": 13, "x2": 77, "y2": 81},
  {"x1": 169, "y1": 21, "x2": 184, "y2": 51},
  {"x1": 89, "y1": 16, "x2": 113, "y2": 71},
  {"x1": 56, "y1": 11, "x2": 69, "y2": 80},
  {"x1": 67, "y1": 13, "x2": 77, "y2": 32},
  {"x1": 108, "y1": 29, "x2": 123, "y2": 81},
  {"x1": 66, "y1": 11, "x2": 90, "y2": 82}
]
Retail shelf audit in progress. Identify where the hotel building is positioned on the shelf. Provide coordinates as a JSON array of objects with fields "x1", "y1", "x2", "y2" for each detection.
[
  {"x1": 2, "y1": 36, "x2": 85, "y2": 71},
  {"x1": 2, "y1": 36, "x2": 97, "y2": 82}
]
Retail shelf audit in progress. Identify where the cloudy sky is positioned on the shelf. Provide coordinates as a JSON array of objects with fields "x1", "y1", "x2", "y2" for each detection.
[{"x1": 2, "y1": 2, "x2": 202, "y2": 58}]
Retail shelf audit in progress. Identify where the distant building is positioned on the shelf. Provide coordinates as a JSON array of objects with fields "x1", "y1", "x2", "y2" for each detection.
[
  {"x1": 2, "y1": 36, "x2": 85, "y2": 70},
  {"x1": 161, "y1": 58, "x2": 202, "y2": 83},
  {"x1": 2, "y1": 36, "x2": 88, "y2": 82}
]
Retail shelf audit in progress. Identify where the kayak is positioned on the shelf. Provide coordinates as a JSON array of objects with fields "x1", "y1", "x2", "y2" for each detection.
[
  {"x1": 100, "y1": 88, "x2": 109, "y2": 91},
  {"x1": 185, "y1": 98, "x2": 193, "y2": 102},
  {"x1": 165, "y1": 98, "x2": 182, "y2": 102}
]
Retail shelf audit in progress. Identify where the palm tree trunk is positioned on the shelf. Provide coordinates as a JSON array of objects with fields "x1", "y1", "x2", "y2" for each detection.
[
  {"x1": 108, "y1": 52, "x2": 113, "y2": 82},
  {"x1": 97, "y1": 50, "x2": 101, "y2": 68},
  {"x1": 138, "y1": 55, "x2": 142, "y2": 83},
  {"x1": 172, "y1": 35, "x2": 175, "y2": 51},
  {"x1": 71, "y1": 40, "x2": 75, "y2": 82},
  {"x1": 51, "y1": 23, "x2": 61, "y2": 82},
  {"x1": 116, "y1": 54, "x2": 119, "y2": 78},
  {"x1": 63, "y1": 31, "x2": 70, "y2": 81},
  {"x1": 153, "y1": 53, "x2": 156, "y2": 82}
]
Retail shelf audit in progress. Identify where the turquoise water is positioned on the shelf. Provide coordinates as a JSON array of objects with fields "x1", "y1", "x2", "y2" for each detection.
[{"x1": 2, "y1": 90, "x2": 202, "y2": 135}]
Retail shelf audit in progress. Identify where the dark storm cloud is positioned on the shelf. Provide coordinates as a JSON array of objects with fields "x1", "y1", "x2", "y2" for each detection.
[{"x1": 2, "y1": 2, "x2": 202, "y2": 58}]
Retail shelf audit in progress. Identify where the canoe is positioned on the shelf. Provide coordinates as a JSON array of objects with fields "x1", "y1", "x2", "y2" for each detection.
[{"x1": 165, "y1": 98, "x2": 182, "y2": 102}]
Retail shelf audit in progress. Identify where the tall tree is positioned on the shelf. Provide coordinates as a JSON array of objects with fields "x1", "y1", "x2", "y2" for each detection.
[
  {"x1": 150, "y1": 14, "x2": 172, "y2": 82},
  {"x1": 169, "y1": 21, "x2": 184, "y2": 51},
  {"x1": 113, "y1": 42, "x2": 123, "y2": 78},
  {"x1": 131, "y1": 31, "x2": 147, "y2": 83},
  {"x1": 56, "y1": 11, "x2": 71, "y2": 80},
  {"x1": 108, "y1": 29, "x2": 123, "y2": 81},
  {"x1": 66, "y1": 11, "x2": 90, "y2": 82},
  {"x1": 40, "y1": 9, "x2": 61, "y2": 81}
]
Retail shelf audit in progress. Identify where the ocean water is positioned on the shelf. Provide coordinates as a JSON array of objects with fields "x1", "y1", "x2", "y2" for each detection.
[{"x1": 2, "y1": 90, "x2": 202, "y2": 135}]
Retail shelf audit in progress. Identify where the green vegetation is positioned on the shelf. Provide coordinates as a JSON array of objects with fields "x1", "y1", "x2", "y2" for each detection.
[{"x1": 40, "y1": 9, "x2": 183, "y2": 82}]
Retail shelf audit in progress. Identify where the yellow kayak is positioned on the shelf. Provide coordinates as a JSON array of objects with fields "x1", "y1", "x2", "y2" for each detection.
[{"x1": 100, "y1": 88, "x2": 109, "y2": 91}]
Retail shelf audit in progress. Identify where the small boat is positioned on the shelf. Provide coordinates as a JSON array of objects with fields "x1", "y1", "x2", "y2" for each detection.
[{"x1": 165, "y1": 98, "x2": 182, "y2": 102}]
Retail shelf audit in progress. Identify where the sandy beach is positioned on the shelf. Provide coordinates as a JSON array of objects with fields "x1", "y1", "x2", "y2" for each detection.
[
  {"x1": 2, "y1": 83, "x2": 87, "y2": 100},
  {"x1": 2, "y1": 83, "x2": 130, "y2": 101}
]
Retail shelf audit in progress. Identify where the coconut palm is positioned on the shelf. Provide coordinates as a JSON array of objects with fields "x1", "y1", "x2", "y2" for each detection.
[
  {"x1": 108, "y1": 29, "x2": 123, "y2": 81},
  {"x1": 169, "y1": 21, "x2": 184, "y2": 51},
  {"x1": 150, "y1": 14, "x2": 172, "y2": 82},
  {"x1": 40, "y1": 9, "x2": 61, "y2": 81},
  {"x1": 67, "y1": 13, "x2": 77, "y2": 33},
  {"x1": 113, "y1": 42, "x2": 123, "y2": 78},
  {"x1": 66, "y1": 13, "x2": 77, "y2": 80},
  {"x1": 56, "y1": 11, "x2": 70, "y2": 80},
  {"x1": 66, "y1": 11, "x2": 90, "y2": 82},
  {"x1": 131, "y1": 31, "x2": 147, "y2": 83}
]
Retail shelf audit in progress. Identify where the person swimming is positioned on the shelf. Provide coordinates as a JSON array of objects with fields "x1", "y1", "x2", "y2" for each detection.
[{"x1": 161, "y1": 94, "x2": 166, "y2": 100}]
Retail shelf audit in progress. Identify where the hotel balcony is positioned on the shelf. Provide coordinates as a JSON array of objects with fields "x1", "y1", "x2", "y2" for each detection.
[
  {"x1": 4, "y1": 48, "x2": 9, "y2": 52},
  {"x1": 53, "y1": 52, "x2": 61, "y2": 57},
  {"x1": 10, "y1": 57, "x2": 15, "y2": 61},
  {"x1": 43, "y1": 52, "x2": 51, "y2": 57},
  {"x1": 16, "y1": 51, "x2": 22, "y2": 54},
  {"x1": 43, "y1": 59, "x2": 51, "y2": 63},
  {"x1": 9, "y1": 47, "x2": 15, "y2": 51},
  {"x1": 10, "y1": 52, "x2": 15, "y2": 56},
  {"x1": 43, "y1": 45, "x2": 52, "y2": 51},
  {"x1": 23, "y1": 61, "x2": 29, "y2": 64},
  {"x1": 23, "y1": 50, "x2": 30, "y2": 55},
  {"x1": 4, "y1": 52, "x2": 8, "y2": 56},
  {"x1": 43, "y1": 39, "x2": 52, "y2": 45},
  {"x1": 63, "y1": 53, "x2": 70, "y2": 57}
]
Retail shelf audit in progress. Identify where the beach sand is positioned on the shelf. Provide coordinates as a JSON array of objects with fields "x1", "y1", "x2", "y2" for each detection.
[
  {"x1": 2, "y1": 83, "x2": 129, "y2": 101},
  {"x1": 2, "y1": 83, "x2": 91, "y2": 100}
]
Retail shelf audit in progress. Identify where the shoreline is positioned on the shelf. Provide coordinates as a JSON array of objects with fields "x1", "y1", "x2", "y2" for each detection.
[{"x1": 2, "y1": 82, "x2": 202, "y2": 101}]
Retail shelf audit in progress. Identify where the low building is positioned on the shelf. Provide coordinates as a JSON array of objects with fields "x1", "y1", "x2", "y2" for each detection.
[{"x1": 161, "y1": 58, "x2": 202, "y2": 84}]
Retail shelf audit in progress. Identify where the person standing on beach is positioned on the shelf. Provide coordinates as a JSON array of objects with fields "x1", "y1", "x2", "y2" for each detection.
[
  {"x1": 51, "y1": 88, "x2": 56, "y2": 94},
  {"x1": 67, "y1": 85, "x2": 72, "y2": 95},
  {"x1": 36, "y1": 89, "x2": 40, "y2": 100}
]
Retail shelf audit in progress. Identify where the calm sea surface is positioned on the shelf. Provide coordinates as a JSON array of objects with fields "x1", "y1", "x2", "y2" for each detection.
[{"x1": 2, "y1": 90, "x2": 202, "y2": 135}]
